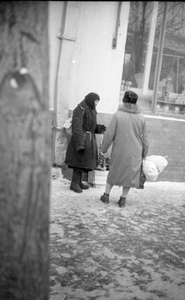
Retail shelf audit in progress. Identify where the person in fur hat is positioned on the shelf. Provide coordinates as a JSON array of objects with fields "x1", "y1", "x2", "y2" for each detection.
[
  {"x1": 65, "y1": 92, "x2": 106, "y2": 193},
  {"x1": 100, "y1": 90, "x2": 149, "y2": 207}
]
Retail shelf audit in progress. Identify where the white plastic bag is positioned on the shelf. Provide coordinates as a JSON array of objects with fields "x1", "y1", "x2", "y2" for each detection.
[
  {"x1": 143, "y1": 155, "x2": 168, "y2": 181},
  {"x1": 63, "y1": 115, "x2": 72, "y2": 136}
]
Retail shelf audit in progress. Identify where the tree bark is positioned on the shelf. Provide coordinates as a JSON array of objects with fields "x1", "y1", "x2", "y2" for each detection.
[{"x1": 0, "y1": 2, "x2": 50, "y2": 299}]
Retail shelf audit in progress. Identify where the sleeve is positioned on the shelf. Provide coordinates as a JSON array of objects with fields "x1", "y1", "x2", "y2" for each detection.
[
  {"x1": 101, "y1": 114, "x2": 117, "y2": 154},
  {"x1": 141, "y1": 119, "x2": 149, "y2": 159},
  {"x1": 72, "y1": 107, "x2": 85, "y2": 151}
]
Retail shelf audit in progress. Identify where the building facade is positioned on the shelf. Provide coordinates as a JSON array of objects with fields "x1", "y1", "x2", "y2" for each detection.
[{"x1": 48, "y1": 2, "x2": 185, "y2": 182}]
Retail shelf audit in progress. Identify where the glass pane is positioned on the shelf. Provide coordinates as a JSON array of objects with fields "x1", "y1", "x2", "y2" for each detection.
[
  {"x1": 154, "y1": 2, "x2": 185, "y2": 104},
  {"x1": 121, "y1": 1, "x2": 185, "y2": 115},
  {"x1": 149, "y1": 2, "x2": 164, "y2": 92},
  {"x1": 122, "y1": 2, "x2": 153, "y2": 89}
]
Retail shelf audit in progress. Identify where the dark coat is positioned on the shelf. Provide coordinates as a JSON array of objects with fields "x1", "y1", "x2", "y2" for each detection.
[{"x1": 65, "y1": 100, "x2": 103, "y2": 171}]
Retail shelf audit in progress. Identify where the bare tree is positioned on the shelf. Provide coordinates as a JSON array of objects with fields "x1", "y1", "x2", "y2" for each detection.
[{"x1": 0, "y1": 2, "x2": 50, "y2": 299}]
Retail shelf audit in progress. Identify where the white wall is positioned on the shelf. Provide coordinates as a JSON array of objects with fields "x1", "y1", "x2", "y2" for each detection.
[
  {"x1": 48, "y1": 1, "x2": 64, "y2": 110},
  {"x1": 49, "y1": 2, "x2": 130, "y2": 120},
  {"x1": 67, "y1": 1, "x2": 130, "y2": 114}
]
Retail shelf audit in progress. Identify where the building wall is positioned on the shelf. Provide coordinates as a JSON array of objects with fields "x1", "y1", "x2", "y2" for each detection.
[
  {"x1": 144, "y1": 115, "x2": 185, "y2": 182},
  {"x1": 67, "y1": 1, "x2": 130, "y2": 114},
  {"x1": 48, "y1": 1, "x2": 64, "y2": 110}
]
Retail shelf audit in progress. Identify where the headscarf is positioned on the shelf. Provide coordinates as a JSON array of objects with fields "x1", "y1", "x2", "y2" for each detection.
[
  {"x1": 122, "y1": 90, "x2": 138, "y2": 104},
  {"x1": 84, "y1": 92, "x2": 100, "y2": 110}
]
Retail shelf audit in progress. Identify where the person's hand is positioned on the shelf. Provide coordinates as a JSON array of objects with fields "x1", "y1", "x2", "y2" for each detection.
[{"x1": 100, "y1": 125, "x2": 106, "y2": 133}]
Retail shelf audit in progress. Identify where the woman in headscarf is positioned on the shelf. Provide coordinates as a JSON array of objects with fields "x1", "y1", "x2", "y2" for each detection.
[
  {"x1": 100, "y1": 90, "x2": 149, "y2": 207},
  {"x1": 65, "y1": 92, "x2": 106, "y2": 193}
]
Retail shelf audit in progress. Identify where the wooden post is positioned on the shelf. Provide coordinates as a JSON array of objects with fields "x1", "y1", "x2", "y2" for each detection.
[
  {"x1": 0, "y1": 70, "x2": 50, "y2": 300},
  {"x1": 0, "y1": 2, "x2": 50, "y2": 299}
]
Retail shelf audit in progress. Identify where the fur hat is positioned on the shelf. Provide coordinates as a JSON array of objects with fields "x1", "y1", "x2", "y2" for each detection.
[{"x1": 122, "y1": 90, "x2": 138, "y2": 104}]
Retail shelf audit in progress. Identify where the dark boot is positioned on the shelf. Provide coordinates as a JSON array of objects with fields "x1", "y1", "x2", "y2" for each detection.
[
  {"x1": 100, "y1": 193, "x2": 109, "y2": 204},
  {"x1": 118, "y1": 197, "x2": 126, "y2": 207},
  {"x1": 79, "y1": 172, "x2": 89, "y2": 189},
  {"x1": 70, "y1": 169, "x2": 82, "y2": 193}
]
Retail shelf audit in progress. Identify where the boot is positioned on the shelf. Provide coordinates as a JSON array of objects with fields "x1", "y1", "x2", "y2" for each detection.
[
  {"x1": 70, "y1": 169, "x2": 82, "y2": 193},
  {"x1": 100, "y1": 193, "x2": 109, "y2": 204},
  {"x1": 79, "y1": 172, "x2": 89, "y2": 190},
  {"x1": 118, "y1": 197, "x2": 126, "y2": 207}
]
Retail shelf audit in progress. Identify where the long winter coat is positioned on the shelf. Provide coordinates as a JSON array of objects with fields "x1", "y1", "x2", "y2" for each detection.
[
  {"x1": 101, "y1": 102, "x2": 149, "y2": 187},
  {"x1": 65, "y1": 100, "x2": 102, "y2": 170}
]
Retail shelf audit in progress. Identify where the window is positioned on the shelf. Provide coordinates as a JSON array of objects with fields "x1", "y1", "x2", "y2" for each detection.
[{"x1": 121, "y1": 1, "x2": 185, "y2": 115}]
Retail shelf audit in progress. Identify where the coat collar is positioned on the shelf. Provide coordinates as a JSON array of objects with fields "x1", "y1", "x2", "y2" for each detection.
[
  {"x1": 78, "y1": 99, "x2": 86, "y2": 109},
  {"x1": 78, "y1": 100, "x2": 97, "y2": 114},
  {"x1": 118, "y1": 102, "x2": 141, "y2": 114}
]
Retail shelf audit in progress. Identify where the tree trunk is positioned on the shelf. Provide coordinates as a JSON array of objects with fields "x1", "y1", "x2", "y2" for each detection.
[{"x1": 0, "y1": 2, "x2": 50, "y2": 299}]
